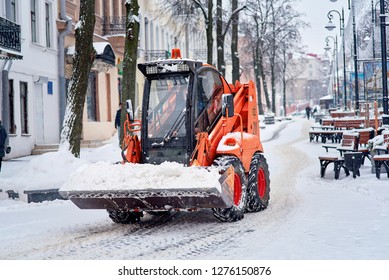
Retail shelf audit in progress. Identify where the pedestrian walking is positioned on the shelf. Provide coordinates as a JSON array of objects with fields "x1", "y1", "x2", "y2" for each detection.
[
  {"x1": 305, "y1": 106, "x2": 312, "y2": 120},
  {"x1": 0, "y1": 121, "x2": 8, "y2": 172},
  {"x1": 115, "y1": 103, "x2": 122, "y2": 146}
]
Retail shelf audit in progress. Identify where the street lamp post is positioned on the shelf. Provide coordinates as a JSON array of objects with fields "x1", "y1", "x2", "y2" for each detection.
[
  {"x1": 351, "y1": 0, "x2": 360, "y2": 113},
  {"x1": 328, "y1": 0, "x2": 360, "y2": 113},
  {"x1": 325, "y1": 8, "x2": 347, "y2": 110},
  {"x1": 371, "y1": 0, "x2": 377, "y2": 59},
  {"x1": 325, "y1": 36, "x2": 340, "y2": 108},
  {"x1": 380, "y1": 0, "x2": 389, "y2": 114}
]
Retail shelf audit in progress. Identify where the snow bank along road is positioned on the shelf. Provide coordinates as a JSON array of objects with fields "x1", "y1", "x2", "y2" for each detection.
[{"x1": 1, "y1": 118, "x2": 388, "y2": 259}]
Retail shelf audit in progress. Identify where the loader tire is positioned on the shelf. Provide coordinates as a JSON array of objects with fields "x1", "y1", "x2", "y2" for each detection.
[
  {"x1": 246, "y1": 152, "x2": 270, "y2": 212},
  {"x1": 212, "y1": 156, "x2": 247, "y2": 222},
  {"x1": 107, "y1": 209, "x2": 143, "y2": 224}
]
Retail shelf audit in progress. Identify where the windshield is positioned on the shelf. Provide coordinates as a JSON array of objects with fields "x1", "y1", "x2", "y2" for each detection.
[{"x1": 147, "y1": 75, "x2": 189, "y2": 139}]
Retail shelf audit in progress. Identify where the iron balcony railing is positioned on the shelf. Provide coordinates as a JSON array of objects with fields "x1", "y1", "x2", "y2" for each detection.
[
  {"x1": 0, "y1": 16, "x2": 21, "y2": 52},
  {"x1": 101, "y1": 16, "x2": 126, "y2": 35}
]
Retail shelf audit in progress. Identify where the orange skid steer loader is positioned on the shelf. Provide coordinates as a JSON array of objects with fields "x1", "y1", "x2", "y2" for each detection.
[{"x1": 60, "y1": 49, "x2": 270, "y2": 223}]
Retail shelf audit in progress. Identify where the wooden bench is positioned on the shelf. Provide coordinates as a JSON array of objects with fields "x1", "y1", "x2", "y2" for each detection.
[
  {"x1": 321, "y1": 119, "x2": 334, "y2": 126},
  {"x1": 319, "y1": 132, "x2": 360, "y2": 179},
  {"x1": 373, "y1": 131, "x2": 389, "y2": 179},
  {"x1": 309, "y1": 130, "x2": 343, "y2": 143},
  {"x1": 354, "y1": 128, "x2": 375, "y2": 164},
  {"x1": 330, "y1": 111, "x2": 356, "y2": 118},
  {"x1": 322, "y1": 131, "x2": 359, "y2": 154},
  {"x1": 318, "y1": 155, "x2": 350, "y2": 179},
  {"x1": 373, "y1": 154, "x2": 389, "y2": 179},
  {"x1": 333, "y1": 119, "x2": 364, "y2": 130}
]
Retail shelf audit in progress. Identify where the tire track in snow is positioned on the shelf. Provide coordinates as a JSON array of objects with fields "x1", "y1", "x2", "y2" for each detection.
[{"x1": 209, "y1": 119, "x2": 314, "y2": 258}]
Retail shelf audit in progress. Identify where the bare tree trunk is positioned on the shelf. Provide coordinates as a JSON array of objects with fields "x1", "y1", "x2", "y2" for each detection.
[
  {"x1": 259, "y1": 55, "x2": 271, "y2": 111},
  {"x1": 282, "y1": 48, "x2": 287, "y2": 117},
  {"x1": 270, "y1": 48, "x2": 276, "y2": 114},
  {"x1": 216, "y1": 0, "x2": 225, "y2": 76},
  {"x1": 254, "y1": 47, "x2": 264, "y2": 115},
  {"x1": 60, "y1": 0, "x2": 96, "y2": 157},
  {"x1": 231, "y1": 0, "x2": 240, "y2": 83},
  {"x1": 207, "y1": 0, "x2": 213, "y2": 65},
  {"x1": 119, "y1": 0, "x2": 140, "y2": 147},
  {"x1": 270, "y1": 2, "x2": 276, "y2": 114}
]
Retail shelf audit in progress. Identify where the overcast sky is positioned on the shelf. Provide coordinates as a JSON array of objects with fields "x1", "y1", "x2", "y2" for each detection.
[{"x1": 295, "y1": 0, "x2": 350, "y2": 55}]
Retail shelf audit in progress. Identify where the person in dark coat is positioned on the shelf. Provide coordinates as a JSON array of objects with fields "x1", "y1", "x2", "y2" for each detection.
[
  {"x1": 0, "y1": 121, "x2": 8, "y2": 172},
  {"x1": 115, "y1": 103, "x2": 122, "y2": 146},
  {"x1": 305, "y1": 106, "x2": 312, "y2": 120}
]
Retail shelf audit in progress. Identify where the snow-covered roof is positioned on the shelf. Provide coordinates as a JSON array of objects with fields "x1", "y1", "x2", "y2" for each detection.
[
  {"x1": 67, "y1": 42, "x2": 115, "y2": 65},
  {"x1": 319, "y1": 94, "x2": 333, "y2": 100}
]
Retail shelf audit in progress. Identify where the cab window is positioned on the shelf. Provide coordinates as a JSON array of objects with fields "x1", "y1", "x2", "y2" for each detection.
[{"x1": 194, "y1": 68, "x2": 223, "y2": 133}]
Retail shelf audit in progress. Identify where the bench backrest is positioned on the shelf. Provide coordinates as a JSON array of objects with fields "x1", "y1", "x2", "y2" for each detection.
[
  {"x1": 368, "y1": 119, "x2": 383, "y2": 128},
  {"x1": 321, "y1": 119, "x2": 334, "y2": 126},
  {"x1": 330, "y1": 112, "x2": 355, "y2": 118},
  {"x1": 333, "y1": 119, "x2": 363, "y2": 130},
  {"x1": 353, "y1": 128, "x2": 375, "y2": 146},
  {"x1": 341, "y1": 132, "x2": 360, "y2": 151},
  {"x1": 383, "y1": 131, "x2": 389, "y2": 146}
]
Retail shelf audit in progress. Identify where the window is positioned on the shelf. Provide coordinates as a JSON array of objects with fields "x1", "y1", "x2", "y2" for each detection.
[
  {"x1": 106, "y1": 73, "x2": 111, "y2": 122},
  {"x1": 30, "y1": 0, "x2": 37, "y2": 43},
  {"x1": 6, "y1": 0, "x2": 17, "y2": 22},
  {"x1": 147, "y1": 75, "x2": 189, "y2": 138},
  {"x1": 150, "y1": 21, "x2": 154, "y2": 50},
  {"x1": 194, "y1": 68, "x2": 223, "y2": 133},
  {"x1": 45, "y1": 3, "x2": 51, "y2": 47},
  {"x1": 8, "y1": 80, "x2": 16, "y2": 134},
  {"x1": 86, "y1": 72, "x2": 98, "y2": 121},
  {"x1": 20, "y1": 81, "x2": 29, "y2": 134},
  {"x1": 144, "y1": 17, "x2": 149, "y2": 51}
]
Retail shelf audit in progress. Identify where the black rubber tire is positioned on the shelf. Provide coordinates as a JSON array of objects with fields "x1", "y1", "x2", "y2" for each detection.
[
  {"x1": 246, "y1": 152, "x2": 270, "y2": 212},
  {"x1": 212, "y1": 156, "x2": 247, "y2": 222},
  {"x1": 107, "y1": 209, "x2": 143, "y2": 224}
]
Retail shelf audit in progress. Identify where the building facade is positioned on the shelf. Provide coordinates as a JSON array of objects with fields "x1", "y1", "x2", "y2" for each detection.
[{"x1": 1, "y1": 0, "x2": 59, "y2": 158}]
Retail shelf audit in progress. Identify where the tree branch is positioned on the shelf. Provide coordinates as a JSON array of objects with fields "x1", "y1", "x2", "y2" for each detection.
[{"x1": 222, "y1": 5, "x2": 246, "y2": 38}]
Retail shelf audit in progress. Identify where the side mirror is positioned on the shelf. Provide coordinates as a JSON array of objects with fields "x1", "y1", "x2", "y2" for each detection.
[
  {"x1": 126, "y1": 99, "x2": 134, "y2": 121},
  {"x1": 222, "y1": 94, "x2": 234, "y2": 118}
]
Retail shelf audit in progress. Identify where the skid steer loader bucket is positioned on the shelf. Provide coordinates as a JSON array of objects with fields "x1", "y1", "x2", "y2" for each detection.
[{"x1": 59, "y1": 162, "x2": 235, "y2": 211}]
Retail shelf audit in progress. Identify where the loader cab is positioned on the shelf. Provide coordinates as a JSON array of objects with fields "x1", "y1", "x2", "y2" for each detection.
[{"x1": 138, "y1": 60, "x2": 229, "y2": 165}]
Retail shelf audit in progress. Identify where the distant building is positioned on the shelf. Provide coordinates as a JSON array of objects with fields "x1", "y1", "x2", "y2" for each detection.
[{"x1": 284, "y1": 53, "x2": 328, "y2": 114}]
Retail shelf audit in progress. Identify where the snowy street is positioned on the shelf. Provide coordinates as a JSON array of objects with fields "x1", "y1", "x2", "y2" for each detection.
[{"x1": 1, "y1": 117, "x2": 389, "y2": 260}]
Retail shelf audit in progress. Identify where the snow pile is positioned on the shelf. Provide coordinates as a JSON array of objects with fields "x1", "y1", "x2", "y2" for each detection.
[
  {"x1": 0, "y1": 144, "x2": 89, "y2": 192},
  {"x1": 60, "y1": 161, "x2": 221, "y2": 192}
]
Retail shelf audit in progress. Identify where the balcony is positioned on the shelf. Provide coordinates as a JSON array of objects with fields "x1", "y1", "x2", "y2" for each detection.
[
  {"x1": 0, "y1": 17, "x2": 22, "y2": 60},
  {"x1": 101, "y1": 16, "x2": 126, "y2": 36}
]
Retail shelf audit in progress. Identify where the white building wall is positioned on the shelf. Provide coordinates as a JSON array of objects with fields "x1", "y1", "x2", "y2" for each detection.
[{"x1": 1, "y1": 0, "x2": 60, "y2": 158}]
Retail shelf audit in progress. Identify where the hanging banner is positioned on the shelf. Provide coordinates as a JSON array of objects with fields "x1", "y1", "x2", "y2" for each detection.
[{"x1": 363, "y1": 61, "x2": 389, "y2": 101}]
